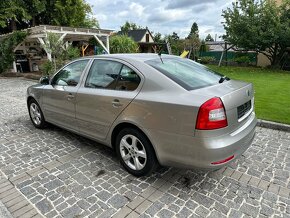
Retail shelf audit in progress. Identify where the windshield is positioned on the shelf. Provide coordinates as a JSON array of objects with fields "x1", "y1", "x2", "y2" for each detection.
[{"x1": 145, "y1": 57, "x2": 228, "y2": 90}]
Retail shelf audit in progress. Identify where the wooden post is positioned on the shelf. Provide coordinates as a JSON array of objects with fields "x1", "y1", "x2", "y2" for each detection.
[
  {"x1": 93, "y1": 35, "x2": 110, "y2": 54},
  {"x1": 58, "y1": 33, "x2": 67, "y2": 42},
  {"x1": 37, "y1": 37, "x2": 52, "y2": 61},
  {"x1": 106, "y1": 36, "x2": 110, "y2": 54},
  {"x1": 12, "y1": 61, "x2": 17, "y2": 73},
  {"x1": 225, "y1": 42, "x2": 228, "y2": 66},
  {"x1": 219, "y1": 51, "x2": 224, "y2": 67},
  {"x1": 81, "y1": 44, "x2": 89, "y2": 57}
]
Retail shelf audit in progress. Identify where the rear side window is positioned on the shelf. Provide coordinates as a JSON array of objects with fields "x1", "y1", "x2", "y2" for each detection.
[
  {"x1": 116, "y1": 65, "x2": 141, "y2": 91},
  {"x1": 145, "y1": 58, "x2": 225, "y2": 90},
  {"x1": 86, "y1": 59, "x2": 141, "y2": 91},
  {"x1": 85, "y1": 60, "x2": 122, "y2": 89}
]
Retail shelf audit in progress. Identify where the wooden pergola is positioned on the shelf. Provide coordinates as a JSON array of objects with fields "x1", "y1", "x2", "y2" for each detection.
[{"x1": 0, "y1": 25, "x2": 113, "y2": 72}]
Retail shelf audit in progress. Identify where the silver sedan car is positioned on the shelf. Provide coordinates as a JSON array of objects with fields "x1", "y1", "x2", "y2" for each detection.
[{"x1": 27, "y1": 54, "x2": 257, "y2": 176}]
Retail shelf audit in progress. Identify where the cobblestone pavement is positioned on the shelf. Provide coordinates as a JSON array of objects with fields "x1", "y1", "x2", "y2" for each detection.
[{"x1": 0, "y1": 77, "x2": 290, "y2": 218}]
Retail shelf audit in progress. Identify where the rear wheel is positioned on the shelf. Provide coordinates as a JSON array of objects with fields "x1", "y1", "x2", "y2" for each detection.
[
  {"x1": 116, "y1": 128, "x2": 158, "y2": 177},
  {"x1": 28, "y1": 99, "x2": 47, "y2": 129}
]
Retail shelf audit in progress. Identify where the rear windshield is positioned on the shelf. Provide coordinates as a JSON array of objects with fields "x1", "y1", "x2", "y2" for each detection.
[{"x1": 145, "y1": 58, "x2": 226, "y2": 90}]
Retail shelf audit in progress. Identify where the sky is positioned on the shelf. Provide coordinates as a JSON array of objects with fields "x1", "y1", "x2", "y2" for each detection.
[{"x1": 86, "y1": 0, "x2": 233, "y2": 40}]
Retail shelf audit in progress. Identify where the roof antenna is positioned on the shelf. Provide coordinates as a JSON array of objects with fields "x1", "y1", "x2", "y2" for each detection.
[{"x1": 158, "y1": 51, "x2": 164, "y2": 64}]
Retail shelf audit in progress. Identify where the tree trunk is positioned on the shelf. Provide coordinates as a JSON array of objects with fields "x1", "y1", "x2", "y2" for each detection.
[
  {"x1": 53, "y1": 56, "x2": 56, "y2": 73},
  {"x1": 271, "y1": 43, "x2": 278, "y2": 66},
  {"x1": 32, "y1": 17, "x2": 36, "y2": 27},
  {"x1": 10, "y1": 19, "x2": 17, "y2": 31}
]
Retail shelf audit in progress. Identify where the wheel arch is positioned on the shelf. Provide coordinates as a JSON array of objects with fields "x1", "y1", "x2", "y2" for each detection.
[
  {"x1": 27, "y1": 96, "x2": 37, "y2": 106},
  {"x1": 27, "y1": 96, "x2": 47, "y2": 129},
  {"x1": 110, "y1": 122, "x2": 160, "y2": 163}
]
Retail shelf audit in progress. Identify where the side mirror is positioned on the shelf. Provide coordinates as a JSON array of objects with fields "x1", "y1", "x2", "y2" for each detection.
[{"x1": 39, "y1": 76, "x2": 50, "y2": 85}]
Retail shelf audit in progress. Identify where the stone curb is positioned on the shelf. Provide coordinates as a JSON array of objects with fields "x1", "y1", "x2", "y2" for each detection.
[
  {"x1": 257, "y1": 119, "x2": 290, "y2": 132},
  {"x1": 22, "y1": 77, "x2": 39, "y2": 82},
  {"x1": 0, "y1": 171, "x2": 43, "y2": 218}
]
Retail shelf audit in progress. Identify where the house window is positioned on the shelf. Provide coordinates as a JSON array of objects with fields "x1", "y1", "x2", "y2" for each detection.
[{"x1": 146, "y1": 34, "x2": 149, "y2": 42}]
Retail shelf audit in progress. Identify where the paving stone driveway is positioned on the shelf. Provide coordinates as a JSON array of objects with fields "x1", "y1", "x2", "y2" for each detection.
[{"x1": 0, "y1": 77, "x2": 289, "y2": 218}]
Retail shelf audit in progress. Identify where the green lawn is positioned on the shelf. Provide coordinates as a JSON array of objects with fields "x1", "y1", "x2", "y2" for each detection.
[{"x1": 207, "y1": 65, "x2": 290, "y2": 125}]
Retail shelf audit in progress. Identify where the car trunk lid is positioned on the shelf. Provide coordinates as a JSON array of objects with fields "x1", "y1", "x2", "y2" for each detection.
[{"x1": 192, "y1": 80, "x2": 254, "y2": 133}]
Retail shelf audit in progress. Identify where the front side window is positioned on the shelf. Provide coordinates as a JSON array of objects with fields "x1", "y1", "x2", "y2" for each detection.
[
  {"x1": 52, "y1": 60, "x2": 89, "y2": 86},
  {"x1": 85, "y1": 60, "x2": 122, "y2": 89}
]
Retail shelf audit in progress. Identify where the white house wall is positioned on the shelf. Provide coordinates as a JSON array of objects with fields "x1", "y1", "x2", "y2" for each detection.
[{"x1": 140, "y1": 30, "x2": 154, "y2": 43}]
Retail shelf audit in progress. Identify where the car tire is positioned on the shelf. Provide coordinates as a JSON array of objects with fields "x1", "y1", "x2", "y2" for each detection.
[
  {"x1": 28, "y1": 99, "x2": 47, "y2": 129},
  {"x1": 116, "y1": 128, "x2": 158, "y2": 177}
]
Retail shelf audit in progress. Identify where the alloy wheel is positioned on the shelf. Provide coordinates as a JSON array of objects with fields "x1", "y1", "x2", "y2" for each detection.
[
  {"x1": 29, "y1": 103, "x2": 42, "y2": 125},
  {"x1": 119, "y1": 134, "x2": 147, "y2": 171}
]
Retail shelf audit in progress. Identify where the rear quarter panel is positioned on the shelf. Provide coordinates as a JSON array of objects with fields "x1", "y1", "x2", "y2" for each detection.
[{"x1": 107, "y1": 60, "x2": 212, "y2": 138}]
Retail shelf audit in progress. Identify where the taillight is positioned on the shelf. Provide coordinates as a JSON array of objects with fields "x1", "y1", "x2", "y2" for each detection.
[{"x1": 196, "y1": 97, "x2": 228, "y2": 130}]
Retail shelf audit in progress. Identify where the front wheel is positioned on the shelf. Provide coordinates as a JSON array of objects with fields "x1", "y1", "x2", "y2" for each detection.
[
  {"x1": 28, "y1": 99, "x2": 47, "y2": 129},
  {"x1": 116, "y1": 128, "x2": 158, "y2": 177}
]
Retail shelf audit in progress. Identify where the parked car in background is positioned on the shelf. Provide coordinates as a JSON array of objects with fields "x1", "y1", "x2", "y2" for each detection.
[{"x1": 27, "y1": 54, "x2": 257, "y2": 176}]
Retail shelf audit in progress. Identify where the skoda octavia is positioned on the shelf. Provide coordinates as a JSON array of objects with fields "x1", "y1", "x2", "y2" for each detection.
[{"x1": 27, "y1": 54, "x2": 257, "y2": 176}]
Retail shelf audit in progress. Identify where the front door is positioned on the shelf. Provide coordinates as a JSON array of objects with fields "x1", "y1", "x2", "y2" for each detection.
[
  {"x1": 42, "y1": 59, "x2": 90, "y2": 131},
  {"x1": 76, "y1": 59, "x2": 142, "y2": 140}
]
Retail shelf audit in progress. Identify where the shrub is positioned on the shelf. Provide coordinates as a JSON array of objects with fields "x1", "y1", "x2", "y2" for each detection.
[
  {"x1": 41, "y1": 61, "x2": 54, "y2": 75},
  {"x1": 234, "y1": 56, "x2": 251, "y2": 64},
  {"x1": 110, "y1": 35, "x2": 139, "y2": 53},
  {"x1": 64, "y1": 46, "x2": 80, "y2": 60},
  {"x1": 199, "y1": 56, "x2": 216, "y2": 64},
  {"x1": 57, "y1": 46, "x2": 80, "y2": 68}
]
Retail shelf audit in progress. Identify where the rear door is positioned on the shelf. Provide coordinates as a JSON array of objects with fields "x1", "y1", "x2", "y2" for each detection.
[
  {"x1": 76, "y1": 59, "x2": 143, "y2": 140},
  {"x1": 42, "y1": 59, "x2": 90, "y2": 131}
]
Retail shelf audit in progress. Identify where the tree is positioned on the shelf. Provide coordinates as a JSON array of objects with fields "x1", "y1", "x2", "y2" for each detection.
[
  {"x1": 0, "y1": 0, "x2": 48, "y2": 31},
  {"x1": 110, "y1": 35, "x2": 139, "y2": 53},
  {"x1": 41, "y1": 33, "x2": 64, "y2": 72},
  {"x1": 187, "y1": 22, "x2": 199, "y2": 39},
  {"x1": 186, "y1": 22, "x2": 200, "y2": 58},
  {"x1": 153, "y1": 32, "x2": 164, "y2": 43},
  {"x1": 222, "y1": 0, "x2": 290, "y2": 66},
  {"x1": 167, "y1": 32, "x2": 179, "y2": 41},
  {"x1": 23, "y1": 0, "x2": 46, "y2": 26},
  {"x1": 0, "y1": 31, "x2": 27, "y2": 73},
  {"x1": 164, "y1": 32, "x2": 182, "y2": 55},
  {"x1": 205, "y1": 34, "x2": 214, "y2": 42},
  {"x1": 52, "y1": 0, "x2": 98, "y2": 28},
  {"x1": 40, "y1": 32, "x2": 79, "y2": 72},
  {"x1": 0, "y1": 0, "x2": 99, "y2": 32},
  {"x1": 200, "y1": 40, "x2": 209, "y2": 52},
  {"x1": 120, "y1": 21, "x2": 142, "y2": 34},
  {"x1": 184, "y1": 37, "x2": 201, "y2": 60},
  {"x1": 37, "y1": 0, "x2": 57, "y2": 26},
  {"x1": 0, "y1": 0, "x2": 31, "y2": 30},
  {"x1": 82, "y1": 16, "x2": 99, "y2": 28}
]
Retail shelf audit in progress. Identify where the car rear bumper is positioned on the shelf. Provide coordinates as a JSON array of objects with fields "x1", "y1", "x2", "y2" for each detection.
[{"x1": 147, "y1": 112, "x2": 257, "y2": 169}]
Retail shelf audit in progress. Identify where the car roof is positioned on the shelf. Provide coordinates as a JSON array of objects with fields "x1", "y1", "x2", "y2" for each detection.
[{"x1": 82, "y1": 53, "x2": 180, "y2": 62}]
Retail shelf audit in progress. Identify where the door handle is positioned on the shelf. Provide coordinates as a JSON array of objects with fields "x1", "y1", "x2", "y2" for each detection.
[
  {"x1": 67, "y1": 93, "x2": 75, "y2": 101},
  {"x1": 112, "y1": 99, "x2": 122, "y2": 108}
]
